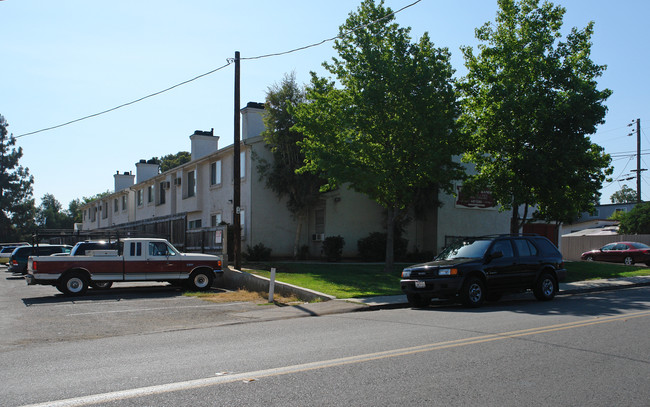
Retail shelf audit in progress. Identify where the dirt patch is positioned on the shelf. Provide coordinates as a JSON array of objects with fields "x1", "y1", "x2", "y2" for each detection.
[{"x1": 185, "y1": 288, "x2": 305, "y2": 305}]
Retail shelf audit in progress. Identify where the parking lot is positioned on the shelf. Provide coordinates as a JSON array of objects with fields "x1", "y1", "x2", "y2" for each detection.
[{"x1": 0, "y1": 266, "x2": 265, "y2": 351}]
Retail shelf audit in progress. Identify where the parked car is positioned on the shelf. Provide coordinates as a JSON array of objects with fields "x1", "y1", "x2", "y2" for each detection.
[
  {"x1": 580, "y1": 241, "x2": 650, "y2": 265},
  {"x1": 8, "y1": 244, "x2": 72, "y2": 274},
  {"x1": 400, "y1": 234, "x2": 566, "y2": 308},
  {"x1": 1, "y1": 246, "x2": 20, "y2": 264}
]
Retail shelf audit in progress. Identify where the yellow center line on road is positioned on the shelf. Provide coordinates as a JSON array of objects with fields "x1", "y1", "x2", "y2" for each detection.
[{"x1": 21, "y1": 310, "x2": 650, "y2": 407}]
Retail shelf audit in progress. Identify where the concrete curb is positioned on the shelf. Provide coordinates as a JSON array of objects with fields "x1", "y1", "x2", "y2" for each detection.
[{"x1": 222, "y1": 266, "x2": 335, "y2": 303}]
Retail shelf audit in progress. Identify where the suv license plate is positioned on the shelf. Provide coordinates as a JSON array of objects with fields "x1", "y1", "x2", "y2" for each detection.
[{"x1": 415, "y1": 280, "x2": 426, "y2": 288}]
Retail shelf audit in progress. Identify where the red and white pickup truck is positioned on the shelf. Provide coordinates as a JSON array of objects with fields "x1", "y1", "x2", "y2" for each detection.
[{"x1": 26, "y1": 238, "x2": 223, "y2": 296}]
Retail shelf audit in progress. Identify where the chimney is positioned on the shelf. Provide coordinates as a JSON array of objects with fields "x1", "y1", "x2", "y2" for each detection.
[
  {"x1": 241, "y1": 102, "x2": 265, "y2": 140},
  {"x1": 135, "y1": 159, "x2": 159, "y2": 184},
  {"x1": 190, "y1": 128, "x2": 219, "y2": 161},
  {"x1": 114, "y1": 171, "x2": 134, "y2": 192}
]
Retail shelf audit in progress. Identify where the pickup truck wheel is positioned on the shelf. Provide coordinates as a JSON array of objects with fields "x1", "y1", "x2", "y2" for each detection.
[
  {"x1": 187, "y1": 270, "x2": 213, "y2": 291},
  {"x1": 58, "y1": 273, "x2": 88, "y2": 296},
  {"x1": 533, "y1": 272, "x2": 556, "y2": 301},
  {"x1": 91, "y1": 281, "x2": 113, "y2": 290},
  {"x1": 460, "y1": 277, "x2": 485, "y2": 308}
]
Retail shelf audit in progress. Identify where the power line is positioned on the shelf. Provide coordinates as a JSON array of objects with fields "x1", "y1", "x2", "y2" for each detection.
[
  {"x1": 15, "y1": 0, "x2": 423, "y2": 139},
  {"x1": 16, "y1": 62, "x2": 233, "y2": 138}
]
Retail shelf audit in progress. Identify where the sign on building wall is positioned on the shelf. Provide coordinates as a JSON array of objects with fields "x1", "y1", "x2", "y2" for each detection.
[{"x1": 455, "y1": 185, "x2": 497, "y2": 210}]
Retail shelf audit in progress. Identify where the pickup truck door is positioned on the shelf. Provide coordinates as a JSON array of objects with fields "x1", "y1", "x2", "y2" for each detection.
[
  {"x1": 145, "y1": 241, "x2": 182, "y2": 280},
  {"x1": 123, "y1": 241, "x2": 148, "y2": 280}
]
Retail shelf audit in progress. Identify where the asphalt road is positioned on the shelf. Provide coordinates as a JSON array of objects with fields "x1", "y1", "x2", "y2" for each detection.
[{"x1": 2, "y1": 267, "x2": 649, "y2": 406}]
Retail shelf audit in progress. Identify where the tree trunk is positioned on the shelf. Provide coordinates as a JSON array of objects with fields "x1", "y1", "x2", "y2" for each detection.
[
  {"x1": 293, "y1": 215, "x2": 303, "y2": 259},
  {"x1": 510, "y1": 205, "x2": 520, "y2": 234},
  {"x1": 384, "y1": 206, "x2": 396, "y2": 273}
]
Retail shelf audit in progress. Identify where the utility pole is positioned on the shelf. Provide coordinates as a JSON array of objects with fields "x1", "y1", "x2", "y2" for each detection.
[
  {"x1": 628, "y1": 118, "x2": 644, "y2": 203},
  {"x1": 233, "y1": 51, "x2": 241, "y2": 270}
]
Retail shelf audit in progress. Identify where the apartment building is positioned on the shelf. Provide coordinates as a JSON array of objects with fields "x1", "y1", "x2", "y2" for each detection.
[{"x1": 81, "y1": 102, "x2": 511, "y2": 257}]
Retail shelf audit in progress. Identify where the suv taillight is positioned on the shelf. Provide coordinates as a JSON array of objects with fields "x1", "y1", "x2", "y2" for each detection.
[
  {"x1": 32, "y1": 261, "x2": 37, "y2": 271},
  {"x1": 11, "y1": 259, "x2": 17, "y2": 265}
]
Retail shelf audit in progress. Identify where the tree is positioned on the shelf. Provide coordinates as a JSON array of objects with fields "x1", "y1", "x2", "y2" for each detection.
[
  {"x1": 35, "y1": 193, "x2": 74, "y2": 229},
  {"x1": 257, "y1": 72, "x2": 324, "y2": 258},
  {"x1": 150, "y1": 152, "x2": 191, "y2": 173},
  {"x1": 0, "y1": 114, "x2": 36, "y2": 240},
  {"x1": 610, "y1": 185, "x2": 637, "y2": 204},
  {"x1": 294, "y1": 0, "x2": 465, "y2": 271},
  {"x1": 458, "y1": 0, "x2": 612, "y2": 233},
  {"x1": 618, "y1": 202, "x2": 650, "y2": 234}
]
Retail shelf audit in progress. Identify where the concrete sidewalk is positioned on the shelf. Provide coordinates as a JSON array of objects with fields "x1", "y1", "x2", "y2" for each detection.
[{"x1": 232, "y1": 276, "x2": 650, "y2": 322}]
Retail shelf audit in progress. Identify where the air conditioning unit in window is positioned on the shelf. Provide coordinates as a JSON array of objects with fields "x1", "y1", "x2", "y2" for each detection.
[
  {"x1": 312, "y1": 233, "x2": 325, "y2": 242},
  {"x1": 173, "y1": 178, "x2": 181, "y2": 186}
]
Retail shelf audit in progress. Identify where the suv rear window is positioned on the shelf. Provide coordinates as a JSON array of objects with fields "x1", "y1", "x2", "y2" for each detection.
[{"x1": 531, "y1": 237, "x2": 560, "y2": 256}]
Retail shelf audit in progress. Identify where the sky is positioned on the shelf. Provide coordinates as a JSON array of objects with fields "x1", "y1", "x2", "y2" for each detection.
[{"x1": 2, "y1": 0, "x2": 649, "y2": 209}]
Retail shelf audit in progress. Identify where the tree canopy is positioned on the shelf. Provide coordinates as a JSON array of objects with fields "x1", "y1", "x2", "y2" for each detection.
[
  {"x1": 294, "y1": 0, "x2": 464, "y2": 271},
  {"x1": 150, "y1": 152, "x2": 191, "y2": 173},
  {"x1": 618, "y1": 202, "x2": 650, "y2": 234},
  {"x1": 458, "y1": 0, "x2": 612, "y2": 232},
  {"x1": 0, "y1": 114, "x2": 36, "y2": 240},
  {"x1": 610, "y1": 185, "x2": 637, "y2": 204},
  {"x1": 257, "y1": 72, "x2": 325, "y2": 257}
]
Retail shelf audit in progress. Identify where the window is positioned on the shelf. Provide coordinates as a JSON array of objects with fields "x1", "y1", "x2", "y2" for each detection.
[
  {"x1": 147, "y1": 185, "x2": 154, "y2": 203},
  {"x1": 188, "y1": 219, "x2": 202, "y2": 229},
  {"x1": 114, "y1": 199, "x2": 118, "y2": 213},
  {"x1": 130, "y1": 242, "x2": 142, "y2": 257},
  {"x1": 148, "y1": 241, "x2": 174, "y2": 256},
  {"x1": 211, "y1": 213, "x2": 222, "y2": 227},
  {"x1": 159, "y1": 181, "x2": 166, "y2": 205},
  {"x1": 315, "y1": 208, "x2": 325, "y2": 235},
  {"x1": 514, "y1": 239, "x2": 537, "y2": 257},
  {"x1": 102, "y1": 201, "x2": 108, "y2": 219},
  {"x1": 490, "y1": 240, "x2": 514, "y2": 258},
  {"x1": 187, "y1": 171, "x2": 196, "y2": 197},
  {"x1": 122, "y1": 195, "x2": 127, "y2": 210},
  {"x1": 137, "y1": 189, "x2": 143, "y2": 206},
  {"x1": 210, "y1": 161, "x2": 221, "y2": 186},
  {"x1": 240, "y1": 152, "x2": 246, "y2": 179}
]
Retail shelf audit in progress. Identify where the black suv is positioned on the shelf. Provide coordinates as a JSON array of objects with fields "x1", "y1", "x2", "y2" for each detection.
[{"x1": 400, "y1": 234, "x2": 566, "y2": 308}]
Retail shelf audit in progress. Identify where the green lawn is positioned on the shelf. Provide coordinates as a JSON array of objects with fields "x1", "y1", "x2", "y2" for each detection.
[{"x1": 245, "y1": 261, "x2": 650, "y2": 299}]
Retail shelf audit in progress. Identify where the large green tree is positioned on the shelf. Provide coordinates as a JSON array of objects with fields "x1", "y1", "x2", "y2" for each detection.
[
  {"x1": 458, "y1": 0, "x2": 612, "y2": 232},
  {"x1": 35, "y1": 193, "x2": 74, "y2": 229},
  {"x1": 0, "y1": 115, "x2": 36, "y2": 240},
  {"x1": 610, "y1": 185, "x2": 637, "y2": 204},
  {"x1": 294, "y1": 0, "x2": 465, "y2": 271},
  {"x1": 257, "y1": 72, "x2": 324, "y2": 258},
  {"x1": 150, "y1": 152, "x2": 190, "y2": 173},
  {"x1": 618, "y1": 202, "x2": 650, "y2": 234}
]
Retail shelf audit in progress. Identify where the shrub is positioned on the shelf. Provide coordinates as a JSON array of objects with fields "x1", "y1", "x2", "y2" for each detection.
[
  {"x1": 322, "y1": 235, "x2": 345, "y2": 262},
  {"x1": 357, "y1": 232, "x2": 408, "y2": 262},
  {"x1": 297, "y1": 245, "x2": 310, "y2": 260},
  {"x1": 244, "y1": 243, "x2": 272, "y2": 261}
]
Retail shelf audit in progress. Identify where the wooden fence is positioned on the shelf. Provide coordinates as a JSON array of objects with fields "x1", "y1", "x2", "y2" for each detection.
[{"x1": 561, "y1": 234, "x2": 650, "y2": 261}]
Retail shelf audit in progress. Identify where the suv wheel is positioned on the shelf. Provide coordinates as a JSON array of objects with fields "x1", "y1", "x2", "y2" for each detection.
[
  {"x1": 533, "y1": 272, "x2": 556, "y2": 301},
  {"x1": 407, "y1": 294, "x2": 430, "y2": 308},
  {"x1": 461, "y1": 277, "x2": 485, "y2": 308}
]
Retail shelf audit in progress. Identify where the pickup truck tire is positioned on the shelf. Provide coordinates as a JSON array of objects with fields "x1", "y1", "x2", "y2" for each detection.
[
  {"x1": 187, "y1": 270, "x2": 213, "y2": 291},
  {"x1": 57, "y1": 272, "x2": 89, "y2": 296}
]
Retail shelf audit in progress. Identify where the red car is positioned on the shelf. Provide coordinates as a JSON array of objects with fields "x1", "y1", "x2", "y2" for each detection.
[{"x1": 580, "y1": 241, "x2": 650, "y2": 265}]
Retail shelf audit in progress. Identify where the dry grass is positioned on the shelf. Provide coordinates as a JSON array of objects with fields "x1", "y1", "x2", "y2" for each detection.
[{"x1": 185, "y1": 289, "x2": 304, "y2": 305}]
